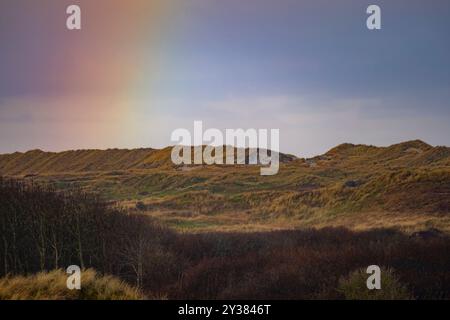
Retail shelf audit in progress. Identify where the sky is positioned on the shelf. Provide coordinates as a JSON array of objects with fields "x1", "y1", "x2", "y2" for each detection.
[{"x1": 0, "y1": 0, "x2": 449, "y2": 157}]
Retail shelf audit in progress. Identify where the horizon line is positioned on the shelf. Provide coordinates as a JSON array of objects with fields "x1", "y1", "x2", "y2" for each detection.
[{"x1": 0, "y1": 139, "x2": 446, "y2": 159}]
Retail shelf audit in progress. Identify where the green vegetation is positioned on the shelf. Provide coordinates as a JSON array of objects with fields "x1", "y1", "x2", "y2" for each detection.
[{"x1": 338, "y1": 268, "x2": 411, "y2": 300}]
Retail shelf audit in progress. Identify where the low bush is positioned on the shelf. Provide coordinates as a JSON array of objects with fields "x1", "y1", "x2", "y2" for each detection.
[{"x1": 338, "y1": 267, "x2": 411, "y2": 300}]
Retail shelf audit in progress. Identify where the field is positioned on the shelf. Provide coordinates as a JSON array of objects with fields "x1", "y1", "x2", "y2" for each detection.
[
  {"x1": 0, "y1": 140, "x2": 449, "y2": 299},
  {"x1": 1, "y1": 140, "x2": 449, "y2": 233},
  {"x1": 0, "y1": 178, "x2": 449, "y2": 299}
]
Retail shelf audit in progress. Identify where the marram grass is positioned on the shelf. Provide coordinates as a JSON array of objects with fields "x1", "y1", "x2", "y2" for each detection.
[{"x1": 0, "y1": 269, "x2": 145, "y2": 300}]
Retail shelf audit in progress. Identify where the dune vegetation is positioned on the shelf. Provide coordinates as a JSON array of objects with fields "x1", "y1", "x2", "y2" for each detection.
[
  {"x1": 0, "y1": 140, "x2": 449, "y2": 233},
  {"x1": 0, "y1": 178, "x2": 449, "y2": 299},
  {"x1": 0, "y1": 269, "x2": 145, "y2": 300}
]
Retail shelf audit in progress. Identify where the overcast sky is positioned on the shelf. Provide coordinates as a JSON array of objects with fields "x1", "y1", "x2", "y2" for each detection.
[{"x1": 1, "y1": 0, "x2": 449, "y2": 157}]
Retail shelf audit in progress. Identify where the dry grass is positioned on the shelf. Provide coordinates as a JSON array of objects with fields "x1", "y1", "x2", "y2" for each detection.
[
  {"x1": 0, "y1": 269, "x2": 145, "y2": 300},
  {"x1": 1, "y1": 177, "x2": 448, "y2": 300},
  {"x1": 141, "y1": 209, "x2": 450, "y2": 233},
  {"x1": 1, "y1": 140, "x2": 449, "y2": 233}
]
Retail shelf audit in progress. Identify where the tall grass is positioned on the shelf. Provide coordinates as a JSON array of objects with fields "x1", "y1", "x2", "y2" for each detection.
[{"x1": 0, "y1": 269, "x2": 145, "y2": 300}]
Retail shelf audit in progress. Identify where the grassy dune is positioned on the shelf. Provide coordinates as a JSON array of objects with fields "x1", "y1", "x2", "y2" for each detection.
[{"x1": 1, "y1": 140, "x2": 449, "y2": 232}]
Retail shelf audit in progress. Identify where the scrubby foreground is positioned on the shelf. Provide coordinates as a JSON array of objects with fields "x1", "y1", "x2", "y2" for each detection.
[{"x1": 0, "y1": 179, "x2": 449, "y2": 299}]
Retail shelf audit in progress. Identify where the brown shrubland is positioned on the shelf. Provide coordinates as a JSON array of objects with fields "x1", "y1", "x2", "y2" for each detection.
[{"x1": 0, "y1": 178, "x2": 448, "y2": 300}]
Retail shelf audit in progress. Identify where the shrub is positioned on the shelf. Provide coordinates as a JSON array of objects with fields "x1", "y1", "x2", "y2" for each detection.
[
  {"x1": 338, "y1": 267, "x2": 412, "y2": 300},
  {"x1": 0, "y1": 178, "x2": 449, "y2": 300}
]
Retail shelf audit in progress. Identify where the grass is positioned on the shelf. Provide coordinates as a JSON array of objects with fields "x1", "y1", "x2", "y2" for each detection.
[
  {"x1": 0, "y1": 178, "x2": 449, "y2": 299},
  {"x1": 2, "y1": 228, "x2": 449, "y2": 299},
  {"x1": 1, "y1": 140, "x2": 449, "y2": 233},
  {"x1": 0, "y1": 269, "x2": 145, "y2": 300},
  {"x1": 141, "y1": 209, "x2": 450, "y2": 233}
]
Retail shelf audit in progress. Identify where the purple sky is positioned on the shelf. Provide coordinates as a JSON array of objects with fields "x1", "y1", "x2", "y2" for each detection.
[{"x1": 1, "y1": 0, "x2": 449, "y2": 156}]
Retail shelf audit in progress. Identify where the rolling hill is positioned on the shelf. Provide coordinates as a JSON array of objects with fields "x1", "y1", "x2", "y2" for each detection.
[{"x1": 0, "y1": 140, "x2": 449, "y2": 232}]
